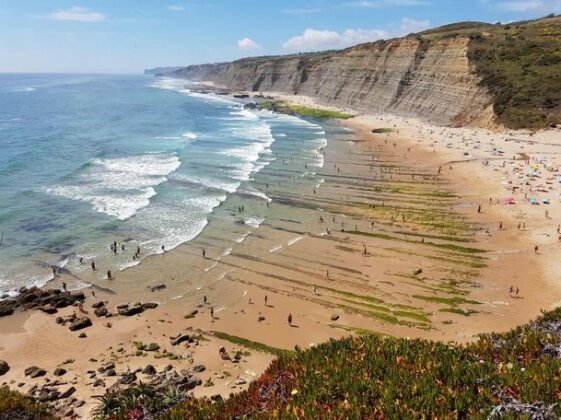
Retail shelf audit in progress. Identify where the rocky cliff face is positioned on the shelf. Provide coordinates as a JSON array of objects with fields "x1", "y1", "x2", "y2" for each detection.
[{"x1": 169, "y1": 36, "x2": 494, "y2": 126}]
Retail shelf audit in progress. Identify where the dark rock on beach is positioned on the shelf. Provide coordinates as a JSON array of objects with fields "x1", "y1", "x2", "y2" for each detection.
[
  {"x1": 0, "y1": 360, "x2": 9, "y2": 376},
  {"x1": 0, "y1": 287, "x2": 85, "y2": 318},
  {"x1": 68, "y1": 317, "x2": 92, "y2": 331},
  {"x1": 24, "y1": 366, "x2": 47, "y2": 378}
]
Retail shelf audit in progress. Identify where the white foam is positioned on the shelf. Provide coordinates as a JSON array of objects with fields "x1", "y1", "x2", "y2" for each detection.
[
  {"x1": 235, "y1": 232, "x2": 251, "y2": 243},
  {"x1": 287, "y1": 236, "x2": 303, "y2": 246},
  {"x1": 45, "y1": 153, "x2": 180, "y2": 220},
  {"x1": 239, "y1": 188, "x2": 272, "y2": 202},
  {"x1": 244, "y1": 217, "x2": 264, "y2": 228},
  {"x1": 182, "y1": 132, "x2": 198, "y2": 141},
  {"x1": 269, "y1": 245, "x2": 282, "y2": 253}
]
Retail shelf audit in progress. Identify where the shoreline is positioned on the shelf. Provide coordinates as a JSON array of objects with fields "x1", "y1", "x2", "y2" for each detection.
[{"x1": 2, "y1": 88, "x2": 561, "y2": 417}]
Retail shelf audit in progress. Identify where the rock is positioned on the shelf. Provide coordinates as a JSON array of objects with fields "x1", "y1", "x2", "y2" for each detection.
[
  {"x1": 39, "y1": 306, "x2": 58, "y2": 314},
  {"x1": 144, "y1": 343, "x2": 160, "y2": 352},
  {"x1": 73, "y1": 400, "x2": 85, "y2": 408},
  {"x1": 94, "y1": 306, "x2": 108, "y2": 317},
  {"x1": 69, "y1": 317, "x2": 92, "y2": 331},
  {"x1": 119, "y1": 372, "x2": 137, "y2": 385},
  {"x1": 55, "y1": 316, "x2": 64, "y2": 325},
  {"x1": 78, "y1": 332, "x2": 87, "y2": 338},
  {"x1": 91, "y1": 301, "x2": 105, "y2": 309},
  {"x1": 0, "y1": 300, "x2": 16, "y2": 317},
  {"x1": 0, "y1": 360, "x2": 9, "y2": 376},
  {"x1": 258, "y1": 316, "x2": 265, "y2": 322},
  {"x1": 47, "y1": 391, "x2": 60, "y2": 401},
  {"x1": 330, "y1": 314, "x2": 340, "y2": 321},
  {"x1": 24, "y1": 366, "x2": 46, "y2": 378},
  {"x1": 414, "y1": 268, "x2": 423, "y2": 275},
  {"x1": 59, "y1": 386, "x2": 76, "y2": 399},
  {"x1": 118, "y1": 305, "x2": 144, "y2": 316},
  {"x1": 170, "y1": 334, "x2": 191, "y2": 346},
  {"x1": 53, "y1": 368, "x2": 67, "y2": 377},
  {"x1": 210, "y1": 394, "x2": 223, "y2": 402},
  {"x1": 149, "y1": 284, "x2": 166, "y2": 292},
  {"x1": 98, "y1": 363, "x2": 115, "y2": 374},
  {"x1": 116, "y1": 303, "x2": 129, "y2": 310},
  {"x1": 93, "y1": 379, "x2": 105, "y2": 388},
  {"x1": 192, "y1": 364, "x2": 206, "y2": 373},
  {"x1": 235, "y1": 378, "x2": 247, "y2": 385},
  {"x1": 141, "y1": 365, "x2": 157, "y2": 375},
  {"x1": 36, "y1": 390, "x2": 50, "y2": 402},
  {"x1": 142, "y1": 302, "x2": 158, "y2": 310},
  {"x1": 178, "y1": 376, "x2": 202, "y2": 391},
  {"x1": 104, "y1": 369, "x2": 116, "y2": 377}
]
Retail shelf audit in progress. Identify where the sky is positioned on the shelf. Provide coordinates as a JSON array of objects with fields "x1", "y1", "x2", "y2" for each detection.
[{"x1": 0, "y1": 0, "x2": 559, "y2": 73}]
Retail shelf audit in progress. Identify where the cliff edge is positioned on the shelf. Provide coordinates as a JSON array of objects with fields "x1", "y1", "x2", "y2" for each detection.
[{"x1": 159, "y1": 16, "x2": 561, "y2": 129}]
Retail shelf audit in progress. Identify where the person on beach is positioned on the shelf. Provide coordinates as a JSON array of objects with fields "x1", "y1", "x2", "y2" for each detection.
[
  {"x1": 91, "y1": 290, "x2": 96, "y2": 298},
  {"x1": 91, "y1": 260, "x2": 96, "y2": 271},
  {"x1": 515, "y1": 287, "x2": 519, "y2": 297},
  {"x1": 52, "y1": 266, "x2": 57, "y2": 277},
  {"x1": 557, "y1": 225, "x2": 560, "y2": 234},
  {"x1": 137, "y1": 246, "x2": 141, "y2": 255},
  {"x1": 477, "y1": 205, "x2": 481, "y2": 214},
  {"x1": 210, "y1": 306, "x2": 214, "y2": 319},
  {"x1": 264, "y1": 295, "x2": 268, "y2": 306},
  {"x1": 79, "y1": 257, "x2": 83, "y2": 264},
  {"x1": 509, "y1": 286, "x2": 514, "y2": 297},
  {"x1": 288, "y1": 313, "x2": 293, "y2": 326},
  {"x1": 62, "y1": 282, "x2": 67, "y2": 292},
  {"x1": 499, "y1": 221, "x2": 503, "y2": 230},
  {"x1": 203, "y1": 295, "x2": 207, "y2": 304},
  {"x1": 202, "y1": 248, "x2": 206, "y2": 259},
  {"x1": 313, "y1": 285, "x2": 317, "y2": 295},
  {"x1": 534, "y1": 245, "x2": 539, "y2": 254},
  {"x1": 326, "y1": 270, "x2": 330, "y2": 280},
  {"x1": 107, "y1": 270, "x2": 112, "y2": 280}
]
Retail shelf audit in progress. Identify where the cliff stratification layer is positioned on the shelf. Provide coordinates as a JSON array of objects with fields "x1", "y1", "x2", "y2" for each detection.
[{"x1": 169, "y1": 36, "x2": 492, "y2": 127}]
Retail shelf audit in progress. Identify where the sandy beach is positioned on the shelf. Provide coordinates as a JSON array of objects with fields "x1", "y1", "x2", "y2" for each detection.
[{"x1": 2, "y1": 91, "x2": 561, "y2": 417}]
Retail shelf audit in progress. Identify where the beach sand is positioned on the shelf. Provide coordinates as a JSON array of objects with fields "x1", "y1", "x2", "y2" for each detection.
[{"x1": 2, "y1": 92, "x2": 561, "y2": 417}]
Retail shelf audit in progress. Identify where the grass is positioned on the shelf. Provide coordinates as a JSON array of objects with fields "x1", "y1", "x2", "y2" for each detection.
[
  {"x1": 258, "y1": 101, "x2": 353, "y2": 119},
  {"x1": 412, "y1": 294, "x2": 481, "y2": 306},
  {"x1": 212, "y1": 331, "x2": 294, "y2": 358},
  {"x1": 371, "y1": 127, "x2": 394, "y2": 133}
]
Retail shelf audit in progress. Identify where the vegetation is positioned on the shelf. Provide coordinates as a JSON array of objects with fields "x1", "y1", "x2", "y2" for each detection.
[
  {"x1": 371, "y1": 127, "x2": 394, "y2": 133},
  {"x1": 0, "y1": 386, "x2": 54, "y2": 419},
  {"x1": 258, "y1": 101, "x2": 353, "y2": 119},
  {"x1": 466, "y1": 16, "x2": 561, "y2": 128},
  {"x1": 73, "y1": 308, "x2": 561, "y2": 419},
  {"x1": 212, "y1": 331, "x2": 295, "y2": 358}
]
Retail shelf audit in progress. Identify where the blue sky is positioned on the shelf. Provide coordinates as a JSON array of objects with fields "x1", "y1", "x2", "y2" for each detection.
[{"x1": 0, "y1": 0, "x2": 559, "y2": 73}]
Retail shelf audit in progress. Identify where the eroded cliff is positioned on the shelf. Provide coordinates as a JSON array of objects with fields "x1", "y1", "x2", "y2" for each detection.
[
  {"x1": 164, "y1": 16, "x2": 561, "y2": 129},
  {"x1": 169, "y1": 36, "x2": 493, "y2": 127}
]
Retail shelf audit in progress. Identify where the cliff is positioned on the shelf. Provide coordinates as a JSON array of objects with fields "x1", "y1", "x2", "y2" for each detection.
[{"x1": 161, "y1": 17, "x2": 561, "y2": 129}]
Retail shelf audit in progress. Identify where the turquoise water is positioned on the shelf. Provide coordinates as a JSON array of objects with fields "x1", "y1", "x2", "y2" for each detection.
[{"x1": 0, "y1": 74, "x2": 329, "y2": 294}]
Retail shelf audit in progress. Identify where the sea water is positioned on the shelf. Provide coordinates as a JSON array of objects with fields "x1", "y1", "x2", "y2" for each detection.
[{"x1": 0, "y1": 74, "x2": 332, "y2": 294}]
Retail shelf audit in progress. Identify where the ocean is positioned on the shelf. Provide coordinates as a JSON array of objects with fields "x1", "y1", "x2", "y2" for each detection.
[{"x1": 0, "y1": 73, "x2": 332, "y2": 295}]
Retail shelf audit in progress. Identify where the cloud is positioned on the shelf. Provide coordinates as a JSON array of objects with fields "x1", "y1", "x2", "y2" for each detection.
[
  {"x1": 344, "y1": 0, "x2": 431, "y2": 7},
  {"x1": 484, "y1": 0, "x2": 561, "y2": 12},
  {"x1": 238, "y1": 38, "x2": 262, "y2": 51},
  {"x1": 400, "y1": 17, "x2": 431, "y2": 33},
  {"x1": 168, "y1": 5, "x2": 185, "y2": 12},
  {"x1": 283, "y1": 28, "x2": 388, "y2": 52},
  {"x1": 42, "y1": 7, "x2": 106, "y2": 22}
]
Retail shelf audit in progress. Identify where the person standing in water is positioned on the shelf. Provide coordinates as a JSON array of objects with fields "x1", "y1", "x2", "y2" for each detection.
[{"x1": 91, "y1": 260, "x2": 96, "y2": 271}]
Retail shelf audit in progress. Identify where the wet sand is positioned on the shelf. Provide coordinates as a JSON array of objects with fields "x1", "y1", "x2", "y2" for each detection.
[{"x1": 2, "y1": 93, "x2": 561, "y2": 417}]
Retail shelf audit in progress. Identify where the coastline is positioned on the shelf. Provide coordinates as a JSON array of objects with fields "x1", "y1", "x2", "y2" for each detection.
[{"x1": 2, "y1": 88, "x2": 561, "y2": 417}]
